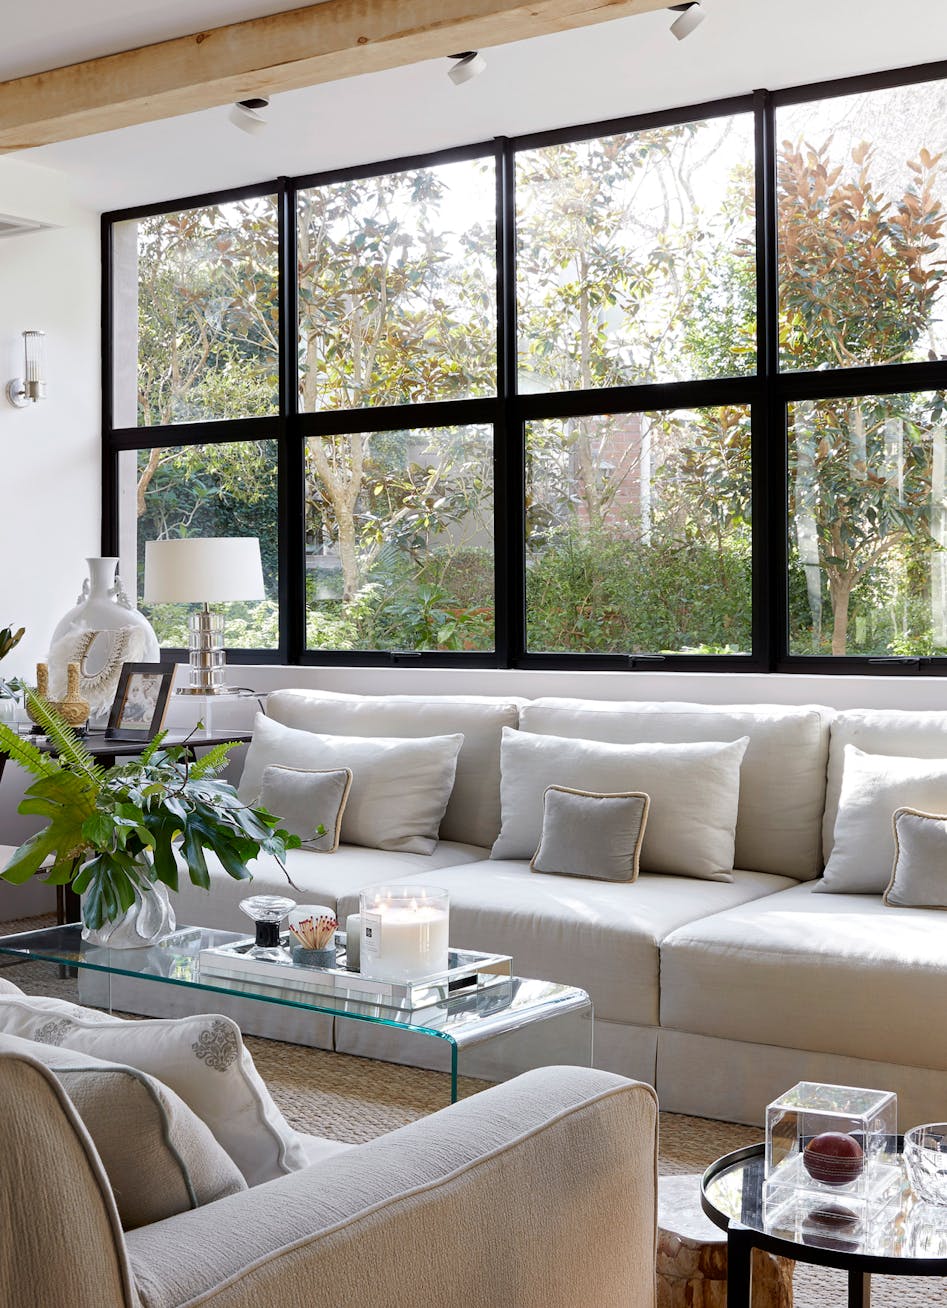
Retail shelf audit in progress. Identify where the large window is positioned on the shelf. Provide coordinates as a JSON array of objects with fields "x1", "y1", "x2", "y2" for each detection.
[{"x1": 104, "y1": 60, "x2": 947, "y2": 673}]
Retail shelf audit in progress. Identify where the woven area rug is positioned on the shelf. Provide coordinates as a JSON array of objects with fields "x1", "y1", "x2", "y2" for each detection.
[{"x1": 2, "y1": 914, "x2": 944, "y2": 1304}]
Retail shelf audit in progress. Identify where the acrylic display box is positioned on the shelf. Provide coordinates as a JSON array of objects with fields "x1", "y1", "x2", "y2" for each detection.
[{"x1": 763, "y1": 1082, "x2": 900, "y2": 1235}]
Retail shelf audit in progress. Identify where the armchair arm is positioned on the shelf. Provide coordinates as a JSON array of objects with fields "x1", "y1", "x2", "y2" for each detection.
[
  {"x1": 0, "y1": 1053, "x2": 138, "y2": 1308},
  {"x1": 127, "y1": 1066, "x2": 657, "y2": 1308}
]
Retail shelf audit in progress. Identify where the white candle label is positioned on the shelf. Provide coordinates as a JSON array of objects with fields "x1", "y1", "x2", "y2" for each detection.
[{"x1": 361, "y1": 912, "x2": 382, "y2": 960}]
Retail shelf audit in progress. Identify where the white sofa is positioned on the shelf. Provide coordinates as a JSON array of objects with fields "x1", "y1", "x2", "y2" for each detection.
[{"x1": 169, "y1": 689, "x2": 947, "y2": 1128}]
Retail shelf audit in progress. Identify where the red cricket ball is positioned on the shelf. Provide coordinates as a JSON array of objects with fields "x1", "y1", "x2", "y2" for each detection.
[{"x1": 802, "y1": 1132, "x2": 864, "y2": 1186}]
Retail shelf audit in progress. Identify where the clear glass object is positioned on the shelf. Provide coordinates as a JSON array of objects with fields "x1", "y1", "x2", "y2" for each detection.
[
  {"x1": 0, "y1": 923, "x2": 592, "y2": 1107},
  {"x1": 904, "y1": 1125, "x2": 947, "y2": 1206},
  {"x1": 359, "y1": 885, "x2": 449, "y2": 983},
  {"x1": 764, "y1": 1082, "x2": 899, "y2": 1232},
  {"x1": 239, "y1": 895, "x2": 296, "y2": 961}
]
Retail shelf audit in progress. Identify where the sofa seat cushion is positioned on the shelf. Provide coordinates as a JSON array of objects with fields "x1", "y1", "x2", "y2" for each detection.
[
  {"x1": 171, "y1": 841, "x2": 489, "y2": 933},
  {"x1": 520, "y1": 699, "x2": 832, "y2": 880},
  {"x1": 660, "y1": 879, "x2": 947, "y2": 1070},
  {"x1": 339, "y1": 864, "x2": 793, "y2": 1027}
]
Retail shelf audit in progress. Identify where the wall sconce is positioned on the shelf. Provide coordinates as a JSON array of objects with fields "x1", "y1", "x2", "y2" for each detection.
[{"x1": 6, "y1": 330, "x2": 47, "y2": 407}]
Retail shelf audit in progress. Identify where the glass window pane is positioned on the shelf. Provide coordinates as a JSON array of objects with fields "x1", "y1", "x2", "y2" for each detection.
[
  {"x1": 788, "y1": 391, "x2": 947, "y2": 656},
  {"x1": 516, "y1": 114, "x2": 756, "y2": 391},
  {"x1": 113, "y1": 198, "x2": 280, "y2": 426},
  {"x1": 778, "y1": 81, "x2": 947, "y2": 371},
  {"x1": 120, "y1": 441, "x2": 279, "y2": 650},
  {"x1": 304, "y1": 426, "x2": 494, "y2": 651},
  {"x1": 526, "y1": 408, "x2": 751, "y2": 654},
  {"x1": 297, "y1": 159, "x2": 497, "y2": 411}
]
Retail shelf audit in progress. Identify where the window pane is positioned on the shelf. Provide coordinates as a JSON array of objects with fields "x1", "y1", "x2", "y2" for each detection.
[
  {"x1": 120, "y1": 441, "x2": 279, "y2": 649},
  {"x1": 298, "y1": 160, "x2": 497, "y2": 411},
  {"x1": 516, "y1": 115, "x2": 756, "y2": 391},
  {"x1": 789, "y1": 391, "x2": 947, "y2": 656},
  {"x1": 778, "y1": 81, "x2": 947, "y2": 371},
  {"x1": 526, "y1": 408, "x2": 751, "y2": 653},
  {"x1": 304, "y1": 426, "x2": 494, "y2": 651},
  {"x1": 113, "y1": 198, "x2": 280, "y2": 426}
]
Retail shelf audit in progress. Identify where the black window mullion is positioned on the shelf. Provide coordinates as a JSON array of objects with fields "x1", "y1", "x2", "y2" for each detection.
[
  {"x1": 497, "y1": 137, "x2": 523, "y2": 669},
  {"x1": 277, "y1": 176, "x2": 301, "y2": 666},
  {"x1": 754, "y1": 88, "x2": 783, "y2": 672}
]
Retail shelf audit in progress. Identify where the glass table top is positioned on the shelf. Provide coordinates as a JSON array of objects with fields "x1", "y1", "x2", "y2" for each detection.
[
  {"x1": 702, "y1": 1143, "x2": 947, "y2": 1266},
  {"x1": 0, "y1": 923, "x2": 590, "y2": 1048}
]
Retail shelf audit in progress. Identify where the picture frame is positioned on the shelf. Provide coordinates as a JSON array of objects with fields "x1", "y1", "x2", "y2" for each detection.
[{"x1": 105, "y1": 662, "x2": 176, "y2": 742}]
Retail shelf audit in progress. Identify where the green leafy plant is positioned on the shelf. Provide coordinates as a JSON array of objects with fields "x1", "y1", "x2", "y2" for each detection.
[
  {"x1": 0, "y1": 623, "x2": 24, "y2": 701},
  {"x1": 0, "y1": 692, "x2": 301, "y2": 931}
]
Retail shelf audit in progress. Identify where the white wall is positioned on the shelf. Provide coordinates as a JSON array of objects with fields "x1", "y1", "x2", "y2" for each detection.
[{"x1": 0, "y1": 157, "x2": 99, "y2": 903}]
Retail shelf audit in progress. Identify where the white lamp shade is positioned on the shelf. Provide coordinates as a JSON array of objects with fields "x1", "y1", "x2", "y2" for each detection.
[{"x1": 144, "y1": 538, "x2": 266, "y2": 604}]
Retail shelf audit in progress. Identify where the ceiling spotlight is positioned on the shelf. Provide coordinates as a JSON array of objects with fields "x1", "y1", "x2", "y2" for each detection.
[
  {"x1": 447, "y1": 51, "x2": 486, "y2": 86},
  {"x1": 669, "y1": 2, "x2": 705, "y2": 40},
  {"x1": 229, "y1": 97, "x2": 269, "y2": 135}
]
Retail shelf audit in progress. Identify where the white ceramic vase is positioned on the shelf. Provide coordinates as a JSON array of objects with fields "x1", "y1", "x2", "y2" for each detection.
[
  {"x1": 51, "y1": 557, "x2": 160, "y2": 659},
  {"x1": 81, "y1": 876, "x2": 176, "y2": 949}
]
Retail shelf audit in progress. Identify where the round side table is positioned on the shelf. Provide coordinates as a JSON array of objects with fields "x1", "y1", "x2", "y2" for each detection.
[{"x1": 700, "y1": 1142, "x2": 947, "y2": 1308}]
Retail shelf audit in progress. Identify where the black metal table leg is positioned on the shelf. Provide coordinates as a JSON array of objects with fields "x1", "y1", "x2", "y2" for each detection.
[
  {"x1": 727, "y1": 1225, "x2": 754, "y2": 1308},
  {"x1": 848, "y1": 1269, "x2": 871, "y2": 1308}
]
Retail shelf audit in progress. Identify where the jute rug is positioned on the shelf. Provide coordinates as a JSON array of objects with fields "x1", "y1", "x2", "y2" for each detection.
[{"x1": 2, "y1": 914, "x2": 944, "y2": 1304}]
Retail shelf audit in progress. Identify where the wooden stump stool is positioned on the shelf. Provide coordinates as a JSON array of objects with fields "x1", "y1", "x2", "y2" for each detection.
[{"x1": 657, "y1": 1174, "x2": 793, "y2": 1308}]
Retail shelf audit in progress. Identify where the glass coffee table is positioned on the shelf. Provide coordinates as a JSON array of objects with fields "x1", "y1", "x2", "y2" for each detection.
[
  {"x1": 701, "y1": 1142, "x2": 947, "y2": 1307},
  {"x1": 0, "y1": 923, "x2": 592, "y2": 1103}
]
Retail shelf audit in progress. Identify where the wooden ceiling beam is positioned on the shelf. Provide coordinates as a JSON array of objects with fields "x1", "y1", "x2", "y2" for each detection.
[{"x1": 0, "y1": 0, "x2": 675, "y2": 151}]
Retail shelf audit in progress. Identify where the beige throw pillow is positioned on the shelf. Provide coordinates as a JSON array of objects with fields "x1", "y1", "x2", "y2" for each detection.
[
  {"x1": 0, "y1": 995, "x2": 308, "y2": 1187},
  {"x1": 885, "y1": 808, "x2": 947, "y2": 909},
  {"x1": 530, "y1": 787, "x2": 650, "y2": 882},
  {"x1": 820, "y1": 746, "x2": 947, "y2": 894},
  {"x1": 259, "y1": 764, "x2": 352, "y2": 852},
  {"x1": 491, "y1": 727, "x2": 748, "y2": 880},
  {"x1": 239, "y1": 713, "x2": 463, "y2": 854},
  {"x1": 0, "y1": 1032, "x2": 246, "y2": 1229}
]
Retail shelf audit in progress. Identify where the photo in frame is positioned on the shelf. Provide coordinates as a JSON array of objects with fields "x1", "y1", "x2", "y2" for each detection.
[{"x1": 105, "y1": 662, "x2": 175, "y2": 741}]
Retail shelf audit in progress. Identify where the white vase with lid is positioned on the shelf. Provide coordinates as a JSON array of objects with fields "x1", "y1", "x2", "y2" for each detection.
[{"x1": 51, "y1": 557, "x2": 160, "y2": 659}]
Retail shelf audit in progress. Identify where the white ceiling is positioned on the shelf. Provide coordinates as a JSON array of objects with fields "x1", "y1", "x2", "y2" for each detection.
[{"x1": 11, "y1": 0, "x2": 947, "y2": 212}]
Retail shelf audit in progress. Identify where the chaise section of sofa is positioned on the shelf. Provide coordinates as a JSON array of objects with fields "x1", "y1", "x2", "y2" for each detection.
[{"x1": 658, "y1": 878, "x2": 947, "y2": 1126}]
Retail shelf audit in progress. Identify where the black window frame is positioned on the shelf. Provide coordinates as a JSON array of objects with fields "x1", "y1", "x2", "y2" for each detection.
[{"x1": 101, "y1": 55, "x2": 947, "y2": 676}]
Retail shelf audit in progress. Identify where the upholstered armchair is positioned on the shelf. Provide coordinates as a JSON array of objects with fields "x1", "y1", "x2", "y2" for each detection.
[{"x1": 0, "y1": 1056, "x2": 657, "y2": 1308}]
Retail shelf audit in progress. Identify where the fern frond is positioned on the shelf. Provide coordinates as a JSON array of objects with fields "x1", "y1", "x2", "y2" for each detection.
[
  {"x1": 139, "y1": 730, "x2": 169, "y2": 766},
  {"x1": 0, "y1": 723, "x2": 61, "y2": 780},
  {"x1": 187, "y1": 741, "x2": 238, "y2": 780},
  {"x1": 24, "y1": 692, "x2": 104, "y2": 785}
]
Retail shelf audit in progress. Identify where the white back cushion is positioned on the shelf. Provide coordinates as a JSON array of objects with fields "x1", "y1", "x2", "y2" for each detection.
[
  {"x1": 520, "y1": 699, "x2": 832, "y2": 880},
  {"x1": 264, "y1": 690, "x2": 524, "y2": 848},
  {"x1": 825, "y1": 709, "x2": 947, "y2": 861},
  {"x1": 492, "y1": 727, "x2": 749, "y2": 880}
]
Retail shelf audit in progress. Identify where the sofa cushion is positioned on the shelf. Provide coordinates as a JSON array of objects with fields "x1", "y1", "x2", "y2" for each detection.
[
  {"x1": 820, "y1": 745, "x2": 947, "y2": 893},
  {"x1": 492, "y1": 726, "x2": 748, "y2": 880},
  {"x1": 824, "y1": 708, "x2": 947, "y2": 862},
  {"x1": 259, "y1": 764, "x2": 352, "y2": 851},
  {"x1": 885, "y1": 808, "x2": 947, "y2": 909},
  {"x1": 0, "y1": 996, "x2": 308, "y2": 1187},
  {"x1": 264, "y1": 689, "x2": 524, "y2": 848},
  {"x1": 520, "y1": 699, "x2": 832, "y2": 880},
  {"x1": 338, "y1": 863, "x2": 794, "y2": 1027},
  {"x1": 660, "y1": 878, "x2": 947, "y2": 1071},
  {"x1": 239, "y1": 713, "x2": 463, "y2": 854},
  {"x1": 0, "y1": 1032, "x2": 247, "y2": 1229},
  {"x1": 530, "y1": 787, "x2": 649, "y2": 882},
  {"x1": 171, "y1": 841, "x2": 489, "y2": 933}
]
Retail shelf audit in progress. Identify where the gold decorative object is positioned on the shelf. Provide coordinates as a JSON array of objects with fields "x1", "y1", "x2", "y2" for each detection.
[{"x1": 28, "y1": 662, "x2": 90, "y2": 729}]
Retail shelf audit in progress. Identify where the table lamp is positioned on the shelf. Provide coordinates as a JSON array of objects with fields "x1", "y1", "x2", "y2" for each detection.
[{"x1": 144, "y1": 537, "x2": 265, "y2": 695}]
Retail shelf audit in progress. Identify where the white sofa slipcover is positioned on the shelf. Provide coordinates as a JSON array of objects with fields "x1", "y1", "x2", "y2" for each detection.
[{"x1": 71, "y1": 688, "x2": 947, "y2": 1126}]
